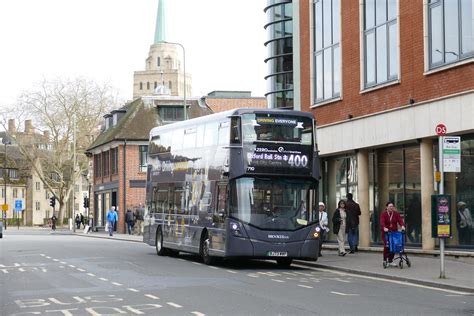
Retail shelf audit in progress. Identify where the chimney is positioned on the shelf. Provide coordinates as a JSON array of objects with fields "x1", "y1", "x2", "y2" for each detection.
[
  {"x1": 8, "y1": 119, "x2": 16, "y2": 133},
  {"x1": 25, "y1": 120, "x2": 33, "y2": 134}
]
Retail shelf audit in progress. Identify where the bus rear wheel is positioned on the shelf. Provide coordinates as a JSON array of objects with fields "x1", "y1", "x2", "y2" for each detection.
[
  {"x1": 276, "y1": 258, "x2": 293, "y2": 268},
  {"x1": 201, "y1": 233, "x2": 214, "y2": 265},
  {"x1": 156, "y1": 228, "x2": 167, "y2": 256}
]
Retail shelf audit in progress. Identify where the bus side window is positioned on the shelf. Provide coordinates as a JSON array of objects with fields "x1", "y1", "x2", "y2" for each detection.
[{"x1": 215, "y1": 184, "x2": 227, "y2": 223}]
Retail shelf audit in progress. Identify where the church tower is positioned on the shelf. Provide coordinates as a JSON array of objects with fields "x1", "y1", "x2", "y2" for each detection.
[{"x1": 133, "y1": 0, "x2": 192, "y2": 100}]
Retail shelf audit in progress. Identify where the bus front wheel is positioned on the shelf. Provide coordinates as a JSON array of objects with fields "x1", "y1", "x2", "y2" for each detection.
[
  {"x1": 156, "y1": 228, "x2": 166, "y2": 256},
  {"x1": 200, "y1": 233, "x2": 214, "y2": 265},
  {"x1": 276, "y1": 258, "x2": 293, "y2": 268}
]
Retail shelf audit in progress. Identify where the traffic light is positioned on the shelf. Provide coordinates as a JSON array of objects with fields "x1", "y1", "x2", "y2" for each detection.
[
  {"x1": 83, "y1": 197, "x2": 89, "y2": 208},
  {"x1": 50, "y1": 196, "x2": 56, "y2": 208}
]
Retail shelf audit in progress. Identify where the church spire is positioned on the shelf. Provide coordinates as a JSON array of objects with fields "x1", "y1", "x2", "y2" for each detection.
[{"x1": 154, "y1": 0, "x2": 167, "y2": 43}]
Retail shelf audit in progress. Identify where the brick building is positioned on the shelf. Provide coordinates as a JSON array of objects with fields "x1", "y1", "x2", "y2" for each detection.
[{"x1": 265, "y1": 0, "x2": 473, "y2": 249}]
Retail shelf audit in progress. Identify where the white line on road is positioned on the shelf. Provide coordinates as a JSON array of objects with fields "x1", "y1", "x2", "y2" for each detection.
[
  {"x1": 208, "y1": 266, "x2": 219, "y2": 270},
  {"x1": 331, "y1": 291, "x2": 359, "y2": 296},
  {"x1": 18, "y1": 268, "x2": 26, "y2": 272},
  {"x1": 68, "y1": 265, "x2": 76, "y2": 268},
  {"x1": 45, "y1": 256, "x2": 51, "y2": 259},
  {"x1": 167, "y1": 302, "x2": 182, "y2": 308},
  {"x1": 128, "y1": 288, "x2": 139, "y2": 292},
  {"x1": 298, "y1": 284, "x2": 313, "y2": 289},
  {"x1": 145, "y1": 294, "x2": 160, "y2": 300},
  {"x1": 99, "y1": 277, "x2": 108, "y2": 281},
  {"x1": 1, "y1": 269, "x2": 8, "y2": 274},
  {"x1": 40, "y1": 254, "x2": 45, "y2": 257},
  {"x1": 226, "y1": 270, "x2": 238, "y2": 274},
  {"x1": 77, "y1": 268, "x2": 86, "y2": 272},
  {"x1": 60, "y1": 262, "x2": 67, "y2": 264},
  {"x1": 271, "y1": 279, "x2": 285, "y2": 283},
  {"x1": 53, "y1": 259, "x2": 59, "y2": 262},
  {"x1": 87, "y1": 273, "x2": 96, "y2": 277},
  {"x1": 192, "y1": 262, "x2": 201, "y2": 265},
  {"x1": 112, "y1": 282, "x2": 123, "y2": 286},
  {"x1": 191, "y1": 312, "x2": 206, "y2": 316}
]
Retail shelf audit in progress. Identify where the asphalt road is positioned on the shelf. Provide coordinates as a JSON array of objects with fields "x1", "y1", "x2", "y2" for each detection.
[{"x1": 1, "y1": 230, "x2": 473, "y2": 316}]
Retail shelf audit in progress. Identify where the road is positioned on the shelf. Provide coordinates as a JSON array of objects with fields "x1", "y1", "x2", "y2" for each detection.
[{"x1": 1, "y1": 229, "x2": 473, "y2": 315}]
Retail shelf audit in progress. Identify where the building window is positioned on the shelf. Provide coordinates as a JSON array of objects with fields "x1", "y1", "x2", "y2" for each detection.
[
  {"x1": 159, "y1": 107, "x2": 184, "y2": 122},
  {"x1": 140, "y1": 82, "x2": 143, "y2": 90},
  {"x1": 102, "y1": 151, "x2": 110, "y2": 177},
  {"x1": 313, "y1": 0, "x2": 341, "y2": 103},
  {"x1": 94, "y1": 154, "x2": 102, "y2": 178},
  {"x1": 35, "y1": 201, "x2": 40, "y2": 211},
  {"x1": 169, "y1": 81, "x2": 172, "y2": 90},
  {"x1": 35, "y1": 182, "x2": 41, "y2": 191},
  {"x1": 139, "y1": 145, "x2": 148, "y2": 173},
  {"x1": 157, "y1": 57, "x2": 161, "y2": 67},
  {"x1": 147, "y1": 82, "x2": 150, "y2": 90},
  {"x1": 363, "y1": 0, "x2": 398, "y2": 88},
  {"x1": 113, "y1": 114, "x2": 117, "y2": 126},
  {"x1": 13, "y1": 188, "x2": 17, "y2": 198},
  {"x1": 22, "y1": 188, "x2": 25, "y2": 198},
  {"x1": 428, "y1": 0, "x2": 473, "y2": 69},
  {"x1": 154, "y1": 81, "x2": 157, "y2": 89},
  {"x1": 111, "y1": 147, "x2": 118, "y2": 175}
]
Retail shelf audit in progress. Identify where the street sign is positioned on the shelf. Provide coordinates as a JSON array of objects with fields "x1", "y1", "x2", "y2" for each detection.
[
  {"x1": 442, "y1": 136, "x2": 461, "y2": 172},
  {"x1": 431, "y1": 194, "x2": 452, "y2": 238},
  {"x1": 1, "y1": 204, "x2": 8, "y2": 211},
  {"x1": 14, "y1": 200, "x2": 23, "y2": 212},
  {"x1": 435, "y1": 123, "x2": 447, "y2": 136}
]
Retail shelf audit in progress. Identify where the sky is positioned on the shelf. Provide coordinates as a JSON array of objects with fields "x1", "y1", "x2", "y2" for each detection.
[{"x1": 0, "y1": 0, "x2": 268, "y2": 108}]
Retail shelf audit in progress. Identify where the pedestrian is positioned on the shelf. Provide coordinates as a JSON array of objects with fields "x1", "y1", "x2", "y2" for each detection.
[
  {"x1": 345, "y1": 193, "x2": 361, "y2": 253},
  {"x1": 113, "y1": 207, "x2": 118, "y2": 232},
  {"x1": 106, "y1": 206, "x2": 118, "y2": 237},
  {"x1": 317, "y1": 202, "x2": 329, "y2": 257},
  {"x1": 134, "y1": 204, "x2": 145, "y2": 236},
  {"x1": 51, "y1": 214, "x2": 57, "y2": 231},
  {"x1": 75, "y1": 214, "x2": 81, "y2": 229},
  {"x1": 125, "y1": 209, "x2": 135, "y2": 235},
  {"x1": 80, "y1": 213, "x2": 85, "y2": 229},
  {"x1": 380, "y1": 201, "x2": 405, "y2": 267},
  {"x1": 456, "y1": 201, "x2": 473, "y2": 244},
  {"x1": 332, "y1": 200, "x2": 347, "y2": 256}
]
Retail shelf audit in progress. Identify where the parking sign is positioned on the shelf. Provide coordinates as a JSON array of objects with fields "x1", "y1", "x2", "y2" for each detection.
[{"x1": 15, "y1": 200, "x2": 22, "y2": 212}]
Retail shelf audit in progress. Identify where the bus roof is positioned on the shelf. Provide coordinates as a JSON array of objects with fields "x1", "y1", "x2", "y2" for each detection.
[{"x1": 149, "y1": 108, "x2": 315, "y2": 138}]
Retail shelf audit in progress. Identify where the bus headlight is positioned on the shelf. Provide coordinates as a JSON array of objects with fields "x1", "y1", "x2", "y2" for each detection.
[
  {"x1": 313, "y1": 226, "x2": 321, "y2": 238},
  {"x1": 230, "y1": 221, "x2": 242, "y2": 237}
]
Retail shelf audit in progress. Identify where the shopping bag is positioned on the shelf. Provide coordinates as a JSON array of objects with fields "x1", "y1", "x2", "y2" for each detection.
[{"x1": 84, "y1": 225, "x2": 90, "y2": 234}]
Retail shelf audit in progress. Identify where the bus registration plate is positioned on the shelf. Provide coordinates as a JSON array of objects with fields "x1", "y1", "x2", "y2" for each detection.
[{"x1": 267, "y1": 251, "x2": 288, "y2": 257}]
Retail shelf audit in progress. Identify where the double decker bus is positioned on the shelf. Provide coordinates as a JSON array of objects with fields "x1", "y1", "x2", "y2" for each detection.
[{"x1": 143, "y1": 108, "x2": 321, "y2": 267}]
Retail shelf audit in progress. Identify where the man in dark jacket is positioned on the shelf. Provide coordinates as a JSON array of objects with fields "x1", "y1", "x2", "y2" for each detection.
[
  {"x1": 125, "y1": 209, "x2": 135, "y2": 235},
  {"x1": 346, "y1": 193, "x2": 361, "y2": 253}
]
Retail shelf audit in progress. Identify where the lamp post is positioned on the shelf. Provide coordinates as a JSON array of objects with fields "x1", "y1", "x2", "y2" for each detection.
[
  {"x1": 164, "y1": 41, "x2": 187, "y2": 120},
  {"x1": 2, "y1": 136, "x2": 11, "y2": 230}
]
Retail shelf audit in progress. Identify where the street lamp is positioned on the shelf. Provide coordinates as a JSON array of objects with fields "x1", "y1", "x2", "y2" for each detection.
[
  {"x1": 163, "y1": 41, "x2": 187, "y2": 120},
  {"x1": 2, "y1": 135, "x2": 11, "y2": 230}
]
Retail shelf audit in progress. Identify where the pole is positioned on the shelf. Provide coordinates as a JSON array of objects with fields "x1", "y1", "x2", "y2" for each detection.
[
  {"x1": 3, "y1": 141, "x2": 7, "y2": 230},
  {"x1": 73, "y1": 114, "x2": 77, "y2": 232},
  {"x1": 438, "y1": 136, "x2": 445, "y2": 278}
]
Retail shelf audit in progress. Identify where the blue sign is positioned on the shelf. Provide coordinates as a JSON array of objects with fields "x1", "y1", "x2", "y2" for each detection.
[{"x1": 15, "y1": 200, "x2": 22, "y2": 212}]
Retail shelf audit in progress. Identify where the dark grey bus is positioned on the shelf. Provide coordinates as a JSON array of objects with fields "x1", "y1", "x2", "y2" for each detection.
[{"x1": 143, "y1": 108, "x2": 321, "y2": 267}]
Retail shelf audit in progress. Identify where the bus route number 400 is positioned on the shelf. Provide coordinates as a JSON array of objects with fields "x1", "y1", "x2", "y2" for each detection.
[{"x1": 288, "y1": 154, "x2": 308, "y2": 167}]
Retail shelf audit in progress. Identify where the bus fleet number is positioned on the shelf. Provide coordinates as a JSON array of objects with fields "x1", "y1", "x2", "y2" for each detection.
[{"x1": 288, "y1": 154, "x2": 308, "y2": 167}]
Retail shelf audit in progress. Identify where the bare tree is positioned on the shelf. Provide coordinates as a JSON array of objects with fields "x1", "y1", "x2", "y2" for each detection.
[{"x1": 1, "y1": 77, "x2": 118, "y2": 225}]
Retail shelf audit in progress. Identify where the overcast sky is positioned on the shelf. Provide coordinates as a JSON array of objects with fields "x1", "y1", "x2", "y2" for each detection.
[{"x1": 0, "y1": 0, "x2": 267, "y2": 108}]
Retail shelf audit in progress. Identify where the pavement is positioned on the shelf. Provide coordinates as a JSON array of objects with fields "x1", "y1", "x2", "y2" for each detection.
[{"x1": 4, "y1": 226, "x2": 473, "y2": 294}]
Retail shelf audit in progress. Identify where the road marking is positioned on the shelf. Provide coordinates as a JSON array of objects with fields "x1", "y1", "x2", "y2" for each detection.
[
  {"x1": 208, "y1": 266, "x2": 219, "y2": 270},
  {"x1": 330, "y1": 277, "x2": 351, "y2": 283},
  {"x1": 226, "y1": 270, "x2": 237, "y2": 274},
  {"x1": 145, "y1": 294, "x2": 160, "y2": 300},
  {"x1": 87, "y1": 273, "x2": 96, "y2": 277},
  {"x1": 271, "y1": 279, "x2": 285, "y2": 283},
  {"x1": 40, "y1": 254, "x2": 45, "y2": 257},
  {"x1": 192, "y1": 262, "x2": 201, "y2": 265},
  {"x1": 247, "y1": 274, "x2": 259, "y2": 278},
  {"x1": 99, "y1": 277, "x2": 108, "y2": 281},
  {"x1": 112, "y1": 282, "x2": 123, "y2": 286},
  {"x1": 292, "y1": 264, "x2": 472, "y2": 295},
  {"x1": 1, "y1": 269, "x2": 8, "y2": 274},
  {"x1": 60, "y1": 261, "x2": 67, "y2": 264},
  {"x1": 77, "y1": 268, "x2": 86, "y2": 272},
  {"x1": 53, "y1": 259, "x2": 59, "y2": 262},
  {"x1": 298, "y1": 284, "x2": 313, "y2": 289},
  {"x1": 191, "y1": 312, "x2": 206, "y2": 316},
  {"x1": 18, "y1": 268, "x2": 26, "y2": 272},
  {"x1": 331, "y1": 291, "x2": 359, "y2": 296},
  {"x1": 69, "y1": 265, "x2": 76, "y2": 268},
  {"x1": 45, "y1": 256, "x2": 51, "y2": 259},
  {"x1": 167, "y1": 302, "x2": 182, "y2": 308},
  {"x1": 128, "y1": 288, "x2": 139, "y2": 292}
]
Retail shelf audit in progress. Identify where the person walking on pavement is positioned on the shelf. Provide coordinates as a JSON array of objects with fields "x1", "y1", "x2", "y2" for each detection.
[
  {"x1": 75, "y1": 214, "x2": 81, "y2": 229},
  {"x1": 456, "y1": 201, "x2": 473, "y2": 244},
  {"x1": 113, "y1": 207, "x2": 119, "y2": 232},
  {"x1": 380, "y1": 201, "x2": 405, "y2": 267},
  {"x1": 125, "y1": 209, "x2": 135, "y2": 235},
  {"x1": 317, "y1": 202, "x2": 329, "y2": 257},
  {"x1": 134, "y1": 204, "x2": 145, "y2": 236},
  {"x1": 332, "y1": 200, "x2": 347, "y2": 256},
  {"x1": 106, "y1": 206, "x2": 118, "y2": 237},
  {"x1": 51, "y1": 214, "x2": 57, "y2": 231},
  {"x1": 346, "y1": 193, "x2": 361, "y2": 253}
]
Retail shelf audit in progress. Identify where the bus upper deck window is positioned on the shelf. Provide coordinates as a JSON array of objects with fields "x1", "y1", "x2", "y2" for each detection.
[{"x1": 230, "y1": 117, "x2": 241, "y2": 145}]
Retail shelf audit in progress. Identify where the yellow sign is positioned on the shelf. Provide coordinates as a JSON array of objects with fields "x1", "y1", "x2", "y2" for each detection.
[
  {"x1": 435, "y1": 171, "x2": 441, "y2": 182},
  {"x1": 437, "y1": 225, "x2": 450, "y2": 237},
  {"x1": 1, "y1": 204, "x2": 8, "y2": 211}
]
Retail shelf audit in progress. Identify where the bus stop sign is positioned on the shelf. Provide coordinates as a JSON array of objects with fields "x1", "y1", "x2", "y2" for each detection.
[
  {"x1": 15, "y1": 200, "x2": 22, "y2": 212},
  {"x1": 436, "y1": 123, "x2": 447, "y2": 136}
]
